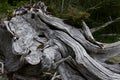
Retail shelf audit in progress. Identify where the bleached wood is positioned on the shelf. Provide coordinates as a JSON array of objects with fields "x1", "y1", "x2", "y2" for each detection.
[{"x1": 1, "y1": 1, "x2": 120, "y2": 80}]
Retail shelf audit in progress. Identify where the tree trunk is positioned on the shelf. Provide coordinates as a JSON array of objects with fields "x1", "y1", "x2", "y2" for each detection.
[{"x1": 0, "y1": 1, "x2": 120, "y2": 80}]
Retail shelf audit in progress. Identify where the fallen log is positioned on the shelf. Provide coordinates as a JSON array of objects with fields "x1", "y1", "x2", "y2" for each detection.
[{"x1": 0, "y1": 1, "x2": 120, "y2": 80}]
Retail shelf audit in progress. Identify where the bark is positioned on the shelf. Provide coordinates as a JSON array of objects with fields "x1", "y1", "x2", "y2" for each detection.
[{"x1": 0, "y1": 1, "x2": 120, "y2": 80}]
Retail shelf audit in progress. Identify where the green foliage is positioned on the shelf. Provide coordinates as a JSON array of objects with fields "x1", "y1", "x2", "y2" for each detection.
[
  {"x1": 16, "y1": 1, "x2": 29, "y2": 7},
  {"x1": 0, "y1": 0, "x2": 29, "y2": 19},
  {"x1": 60, "y1": 10, "x2": 90, "y2": 27},
  {"x1": 0, "y1": 2, "x2": 13, "y2": 19}
]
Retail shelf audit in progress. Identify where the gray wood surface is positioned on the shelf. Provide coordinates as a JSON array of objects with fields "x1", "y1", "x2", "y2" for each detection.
[{"x1": 0, "y1": 1, "x2": 120, "y2": 80}]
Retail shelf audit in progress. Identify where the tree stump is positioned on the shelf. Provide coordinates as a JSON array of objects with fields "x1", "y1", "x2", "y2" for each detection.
[{"x1": 0, "y1": 1, "x2": 120, "y2": 80}]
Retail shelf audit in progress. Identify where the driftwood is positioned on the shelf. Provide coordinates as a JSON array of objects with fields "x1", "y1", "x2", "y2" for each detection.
[{"x1": 0, "y1": 1, "x2": 120, "y2": 80}]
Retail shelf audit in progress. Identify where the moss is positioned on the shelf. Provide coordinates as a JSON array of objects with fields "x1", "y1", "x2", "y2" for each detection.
[
  {"x1": 106, "y1": 55, "x2": 120, "y2": 64},
  {"x1": 64, "y1": 11, "x2": 90, "y2": 27}
]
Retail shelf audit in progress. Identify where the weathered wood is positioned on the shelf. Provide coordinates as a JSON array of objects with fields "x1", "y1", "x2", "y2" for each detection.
[
  {"x1": 100, "y1": 34, "x2": 120, "y2": 37},
  {"x1": 55, "y1": 30, "x2": 120, "y2": 80},
  {"x1": 81, "y1": 20, "x2": 103, "y2": 48},
  {"x1": 1, "y1": 1, "x2": 120, "y2": 80},
  {"x1": 91, "y1": 17, "x2": 120, "y2": 33}
]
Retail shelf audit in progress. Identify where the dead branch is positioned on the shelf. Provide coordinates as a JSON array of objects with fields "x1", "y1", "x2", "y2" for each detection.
[{"x1": 91, "y1": 17, "x2": 120, "y2": 33}]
